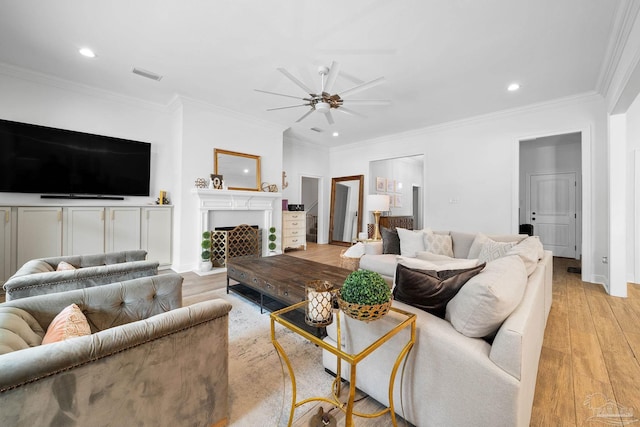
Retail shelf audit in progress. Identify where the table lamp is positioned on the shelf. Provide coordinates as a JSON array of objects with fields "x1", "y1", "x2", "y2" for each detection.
[{"x1": 367, "y1": 194, "x2": 390, "y2": 240}]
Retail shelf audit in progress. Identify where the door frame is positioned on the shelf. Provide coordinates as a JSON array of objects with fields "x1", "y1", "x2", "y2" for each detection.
[
  {"x1": 299, "y1": 174, "x2": 324, "y2": 244},
  {"x1": 513, "y1": 126, "x2": 592, "y2": 283}
]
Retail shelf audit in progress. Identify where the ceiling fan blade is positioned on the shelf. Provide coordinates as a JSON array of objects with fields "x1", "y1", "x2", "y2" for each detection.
[
  {"x1": 325, "y1": 111, "x2": 335, "y2": 125},
  {"x1": 254, "y1": 89, "x2": 304, "y2": 100},
  {"x1": 324, "y1": 61, "x2": 340, "y2": 94},
  {"x1": 295, "y1": 108, "x2": 315, "y2": 123},
  {"x1": 344, "y1": 99, "x2": 391, "y2": 106},
  {"x1": 339, "y1": 76, "x2": 386, "y2": 97},
  {"x1": 266, "y1": 104, "x2": 310, "y2": 111},
  {"x1": 277, "y1": 68, "x2": 315, "y2": 95},
  {"x1": 336, "y1": 106, "x2": 367, "y2": 118}
]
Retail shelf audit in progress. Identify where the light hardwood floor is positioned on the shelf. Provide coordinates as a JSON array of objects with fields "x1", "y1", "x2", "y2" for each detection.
[{"x1": 180, "y1": 243, "x2": 640, "y2": 426}]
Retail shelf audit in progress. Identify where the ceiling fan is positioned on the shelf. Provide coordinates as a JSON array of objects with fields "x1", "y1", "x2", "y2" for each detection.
[{"x1": 255, "y1": 61, "x2": 389, "y2": 125}]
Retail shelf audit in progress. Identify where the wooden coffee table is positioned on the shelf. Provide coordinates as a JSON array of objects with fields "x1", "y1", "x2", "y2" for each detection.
[{"x1": 227, "y1": 254, "x2": 351, "y2": 311}]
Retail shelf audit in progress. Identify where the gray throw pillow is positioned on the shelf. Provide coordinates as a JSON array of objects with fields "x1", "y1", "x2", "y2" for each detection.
[
  {"x1": 381, "y1": 227, "x2": 400, "y2": 255},
  {"x1": 392, "y1": 263, "x2": 486, "y2": 319}
]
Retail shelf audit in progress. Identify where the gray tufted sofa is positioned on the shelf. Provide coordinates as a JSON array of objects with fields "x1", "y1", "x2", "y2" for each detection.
[
  {"x1": 3, "y1": 250, "x2": 159, "y2": 301},
  {"x1": 0, "y1": 274, "x2": 232, "y2": 427}
]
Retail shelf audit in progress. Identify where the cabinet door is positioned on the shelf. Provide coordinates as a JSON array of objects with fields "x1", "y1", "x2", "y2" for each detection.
[
  {"x1": 141, "y1": 207, "x2": 172, "y2": 266},
  {"x1": 0, "y1": 208, "x2": 11, "y2": 284},
  {"x1": 64, "y1": 207, "x2": 105, "y2": 256},
  {"x1": 17, "y1": 207, "x2": 63, "y2": 266},
  {"x1": 105, "y1": 207, "x2": 141, "y2": 253}
]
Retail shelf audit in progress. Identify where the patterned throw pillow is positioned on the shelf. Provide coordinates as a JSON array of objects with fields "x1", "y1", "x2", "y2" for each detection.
[
  {"x1": 478, "y1": 240, "x2": 516, "y2": 263},
  {"x1": 42, "y1": 304, "x2": 91, "y2": 345},
  {"x1": 424, "y1": 233, "x2": 454, "y2": 257}
]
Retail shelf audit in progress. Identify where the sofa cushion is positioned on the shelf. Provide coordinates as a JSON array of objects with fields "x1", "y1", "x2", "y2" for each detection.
[
  {"x1": 42, "y1": 303, "x2": 91, "y2": 345},
  {"x1": 10, "y1": 259, "x2": 55, "y2": 278},
  {"x1": 478, "y1": 240, "x2": 517, "y2": 263},
  {"x1": 381, "y1": 227, "x2": 400, "y2": 255},
  {"x1": 0, "y1": 307, "x2": 44, "y2": 355},
  {"x1": 359, "y1": 254, "x2": 397, "y2": 278},
  {"x1": 449, "y1": 231, "x2": 477, "y2": 258},
  {"x1": 446, "y1": 255, "x2": 528, "y2": 337},
  {"x1": 401, "y1": 255, "x2": 479, "y2": 271},
  {"x1": 424, "y1": 233, "x2": 454, "y2": 257},
  {"x1": 393, "y1": 263, "x2": 486, "y2": 319},
  {"x1": 506, "y1": 236, "x2": 544, "y2": 275},
  {"x1": 397, "y1": 228, "x2": 429, "y2": 257},
  {"x1": 468, "y1": 233, "x2": 526, "y2": 259}
]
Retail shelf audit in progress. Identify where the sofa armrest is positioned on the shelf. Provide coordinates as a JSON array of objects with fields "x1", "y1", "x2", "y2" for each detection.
[
  {"x1": 2, "y1": 274, "x2": 183, "y2": 332},
  {"x1": 0, "y1": 298, "x2": 231, "y2": 426},
  {"x1": 4, "y1": 260, "x2": 160, "y2": 301}
]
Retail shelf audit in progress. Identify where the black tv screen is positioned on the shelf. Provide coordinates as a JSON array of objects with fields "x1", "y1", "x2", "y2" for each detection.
[{"x1": 0, "y1": 118, "x2": 151, "y2": 197}]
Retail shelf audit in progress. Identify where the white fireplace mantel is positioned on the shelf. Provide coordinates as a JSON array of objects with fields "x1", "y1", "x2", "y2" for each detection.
[{"x1": 191, "y1": 188, "x2": 282, "y2": 256}]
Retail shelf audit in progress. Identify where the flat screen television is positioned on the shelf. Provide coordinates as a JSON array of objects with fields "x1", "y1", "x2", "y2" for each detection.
[{"x1": 0, "y1": 118, "x2": 151, "y2": 198}]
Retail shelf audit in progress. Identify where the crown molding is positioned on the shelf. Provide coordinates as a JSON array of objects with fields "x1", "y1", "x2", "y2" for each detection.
[
  {"x1": 332, "y1": 91, "x2": 603, "y2": 153},
  {"x1": 0, "y1": 61, "x2": 171, "y2": 114},
  {"x1": 596, "y1": 0, "x2": 640, "y2": 96}
]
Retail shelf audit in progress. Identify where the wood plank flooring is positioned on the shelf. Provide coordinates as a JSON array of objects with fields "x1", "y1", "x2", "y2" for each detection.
[{"x1": 178, "y1": 244, "x2": 640, "y2": 426}]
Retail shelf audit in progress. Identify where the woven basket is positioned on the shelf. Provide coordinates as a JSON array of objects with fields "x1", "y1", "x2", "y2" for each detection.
[
  {"x1": 337, "y1": 293, "x2": 391, "y2": 322},
  {"x1": 339, "y1": 249, "x2": 360, "y2": 271}
]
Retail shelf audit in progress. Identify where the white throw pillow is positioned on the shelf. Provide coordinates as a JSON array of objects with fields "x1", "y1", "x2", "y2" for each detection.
[
  {"x1": 446, "y1": 255, "x2": 527, "y2": 338},
  {"x1": 423, "y1": 233, "x2": 454, "y2": 257},
  {"x1": 478, "y1": 240, "x2": 516, "y2": 263},
  {"x1": 506, "y1": 236, "x2": 544, "y2": 276},
  {"x1": 343, "y1": 242, "x2": 365, "y2": 258},
  {"x1": 397, "y1": 228, "x2": 428, "y2": 257}
]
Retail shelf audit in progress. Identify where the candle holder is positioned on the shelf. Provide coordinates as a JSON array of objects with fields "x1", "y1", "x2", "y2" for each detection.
[{"x1": 305, "y1": 280, "x2": 334, "y2": 327}]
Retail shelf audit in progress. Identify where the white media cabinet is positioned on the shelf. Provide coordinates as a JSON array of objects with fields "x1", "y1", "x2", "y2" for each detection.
[{"x1": 0, "y1": 205, "x2": 172, "y2": 286}]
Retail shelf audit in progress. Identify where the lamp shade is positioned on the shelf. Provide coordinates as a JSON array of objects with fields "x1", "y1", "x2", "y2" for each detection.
[{"x1": 367, "y1": 194, "x2": 390, "y2": 212}]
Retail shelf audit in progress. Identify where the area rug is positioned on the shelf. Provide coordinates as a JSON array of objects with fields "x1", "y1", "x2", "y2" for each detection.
[{"x1": 209, "y1": 288, "x2": 335, "y2": 426}]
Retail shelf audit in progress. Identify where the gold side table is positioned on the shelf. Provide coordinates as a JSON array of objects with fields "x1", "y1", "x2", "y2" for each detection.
[{"x1": 270, "y1": 301, "x2": 416, "y2": 427}]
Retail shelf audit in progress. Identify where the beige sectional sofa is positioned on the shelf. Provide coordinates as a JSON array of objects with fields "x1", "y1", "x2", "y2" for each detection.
[
  {"x1": 0, "y1": 274, "x2": 232, "y2": 427},
  {"x1": 3, "y1": 250, "x2": 159, "y2": 301},
  {"x1": 323, "y1": 230, "x2": 552, "y2": 427}
]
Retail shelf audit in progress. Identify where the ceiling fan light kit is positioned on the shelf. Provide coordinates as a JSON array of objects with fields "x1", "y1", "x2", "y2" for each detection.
[{"x1": 256, "y1": 61, "x2": 390, "y2": 125}]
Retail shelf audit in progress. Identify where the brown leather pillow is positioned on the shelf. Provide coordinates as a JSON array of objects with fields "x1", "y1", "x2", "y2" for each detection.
[{"x1": 393, "y1": 262, "x2": 486, "y2": 318}]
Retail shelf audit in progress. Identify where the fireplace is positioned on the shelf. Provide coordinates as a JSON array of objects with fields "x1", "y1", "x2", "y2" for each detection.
[
  {"x1": 210, "y1": 224, "x2": 262, "y2": 267},
  {"x1": 192, "y1": 188, "x2": 281, "y2": 260}
]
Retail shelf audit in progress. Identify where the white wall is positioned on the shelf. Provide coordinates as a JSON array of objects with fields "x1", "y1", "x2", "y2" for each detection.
[
  {"x1": 625, "y1": 92, "x2": 640, "y2": 283},
  {"x1": 329, "y1": 94, "x2": 608, "y2": 286},
  {"x1": 172, "y1": 97, "x2": 285, "y2": 271},
  {"x1": 370, "y1": 156, "x2": 423, "y2": 219},
  {"x1": 0, "y1": 67, "x2": 174, "y2": 206},
  {"x1": 283, "y1": 132, "x2": 330, "y2": 243}
]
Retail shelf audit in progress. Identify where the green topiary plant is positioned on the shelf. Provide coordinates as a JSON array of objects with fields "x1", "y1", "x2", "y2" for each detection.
[
  {"x1": 201, "y1": 231, "x2": 212, "y2": 261},
  {"x1": 340, "y1": 270, "x2": 391, "y2": 305},
  {"x1": 268, "y1": 226, "x2": 277, "y2": 251}
]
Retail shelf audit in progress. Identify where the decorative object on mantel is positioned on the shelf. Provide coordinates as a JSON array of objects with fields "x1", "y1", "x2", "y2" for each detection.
[
  {"x1": 195, "y1": 178, "x2": 207, "y2": 189},
  {"x1": 367, "y1": 194, "x2": 390, "y2": 240},
  {"x1": 282, "y1": 171, "x2": 288, "y2": 190},
  {"x1": 210, "y1": 174, "x2": 224, "y2": 190},
  {"x1": 200, "y1": 231, "x2": 212, "y2": 272},
  {"x1": 261, "y1": 182, "x2": 278, "y2": 192},
  {"x1": 337, "y1": 269, "x2": 391, "y2": 321},
  {"x1": 155, "y1": 190, "x2": 170, "y2": 205},
  {"x1": 305, "y1": 280, "x2": 334, "y2": 327}
]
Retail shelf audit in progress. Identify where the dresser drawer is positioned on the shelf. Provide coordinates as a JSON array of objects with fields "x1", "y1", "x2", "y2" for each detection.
[
  {"x1": 283, "y1": 236, "x2": 305, "y2": 247},
  {"x1": 283, "y1": 212, "x2": 305, "y2": 221}
]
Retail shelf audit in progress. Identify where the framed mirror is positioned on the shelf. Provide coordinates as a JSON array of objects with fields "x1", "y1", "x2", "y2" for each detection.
[
  {"x1": 214, "y1": 149, "x2": 261, "y2": 191},
  {"x1": 329, "y1": 175, "x2": 364, "y2": 246}
]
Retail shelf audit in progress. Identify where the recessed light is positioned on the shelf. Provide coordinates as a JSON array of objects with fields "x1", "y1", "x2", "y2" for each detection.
[
  {"x1": 507, "y1": 83, "x2": 520, "y2": 92},
  {"x1": 332, "y1": 132, "x2": 339, "y2": 137},
  {"x1": 79, "y1": 47, "x2": 96, "y2": 58}
]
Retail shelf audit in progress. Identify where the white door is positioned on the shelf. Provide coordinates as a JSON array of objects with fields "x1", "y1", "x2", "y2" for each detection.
[
  {"x1": 17, "y1": 207, "x2": 63, "y2": 266},
  {"x1": 106, "y1": 207, "x2": 141, "y2": 253},
  {"x1": 528, "y1": 172, "x2": 576, "y2": 258},
  {"x1": 0, "y1": 208, "x2": 11, "y2": 284},
  {"x1": 141, "y1": 207, "x2": 172, "y2": 266}
]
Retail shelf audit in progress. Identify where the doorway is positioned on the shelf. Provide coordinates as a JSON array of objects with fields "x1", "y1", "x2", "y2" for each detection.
[
  {"x1": 301, "y1": 176, "x2": 320, "y2": 243},
  {"x1": 519, "y1": 132, "x2": 582, "y2": 259}
]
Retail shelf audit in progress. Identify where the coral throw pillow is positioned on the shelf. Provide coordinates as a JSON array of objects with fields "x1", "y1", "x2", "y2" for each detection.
[{"x1": 42, "y1": 304, "x2": 91, "y2": 345}]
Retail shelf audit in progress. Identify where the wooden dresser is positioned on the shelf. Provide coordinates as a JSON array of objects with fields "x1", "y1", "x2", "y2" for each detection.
[{"x1": 282, "y1": 211, "x2": 306, "y2": 251}]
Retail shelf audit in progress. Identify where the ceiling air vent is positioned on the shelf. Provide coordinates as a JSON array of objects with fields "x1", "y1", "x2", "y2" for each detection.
[
  {"x1": 132, "y1": 67, "x2": 163, "y2": 81},
  {"x1": 310, "y1": 127, "x2": 323, "y2": 133}
]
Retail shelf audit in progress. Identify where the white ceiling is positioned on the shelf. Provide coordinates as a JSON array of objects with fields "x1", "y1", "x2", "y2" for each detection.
[{"x1": 0, "y1": 0, "x2": 623, "y2": 146}]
